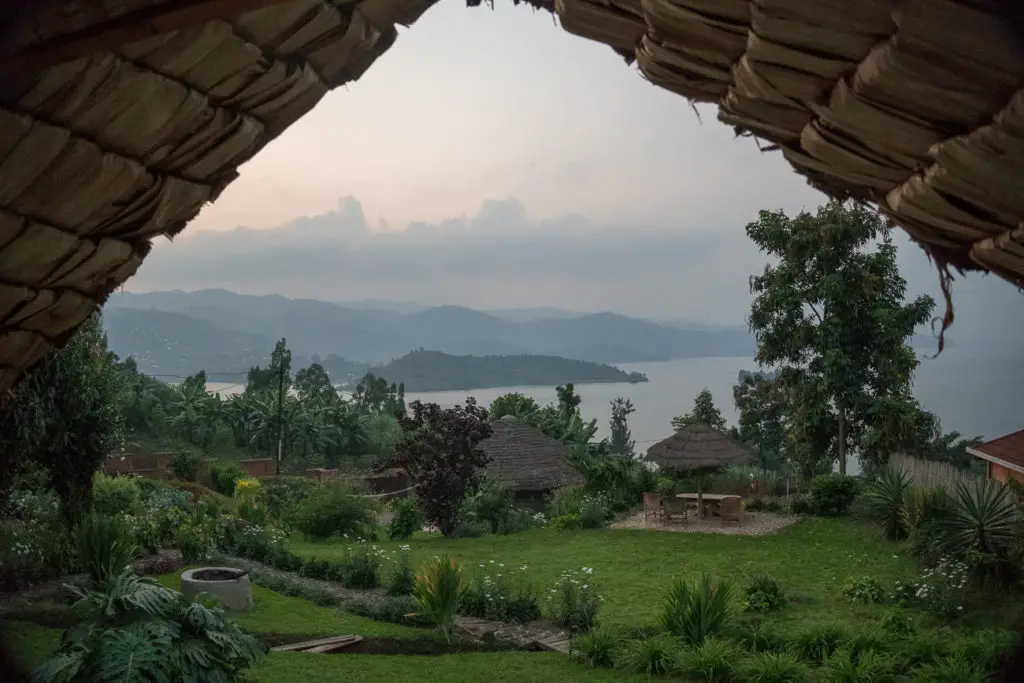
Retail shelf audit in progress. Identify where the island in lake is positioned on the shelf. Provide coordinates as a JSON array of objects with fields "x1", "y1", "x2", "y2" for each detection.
[{"x1": 373, "y1": 350, "x2": 648, "y2": 392}]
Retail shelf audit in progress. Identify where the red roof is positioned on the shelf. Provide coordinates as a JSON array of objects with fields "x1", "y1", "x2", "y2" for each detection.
[{"x1": 970, "y1": 430, "x2": 1024, "y2": 471}]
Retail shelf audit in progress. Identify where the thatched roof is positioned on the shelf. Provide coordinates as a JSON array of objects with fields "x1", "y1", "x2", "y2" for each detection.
[
  {"x1": 1, "y1": 0, "x2": 1023, "y2": 391},
  {"x1": 479, "y1": 415, "x2": 584, "y2": 492},
  {"x1": 646, "y1": 424, "x2": 755, "y2": 471}
]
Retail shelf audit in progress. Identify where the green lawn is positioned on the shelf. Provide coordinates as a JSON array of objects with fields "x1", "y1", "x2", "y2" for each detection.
[
  {"x1": 11, "y1": 519, "x2": 1018, "y2": 682},
  {"x1": 251, "y1": 651, "x2": 649, "y2": 682},
  {"x1": 0, "y1": 620, "x2": 63, "y2": 670},
  {"x1": 158, "y1": 568, "x2": 424, "y2": 639},
  {"x1": 292, "y1": 518, "x2": 918, "y2": 630}
]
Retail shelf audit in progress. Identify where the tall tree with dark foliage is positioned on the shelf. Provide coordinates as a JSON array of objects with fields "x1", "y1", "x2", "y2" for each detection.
[{"x1": 385, "y1": 399, "x2": 492, "y2": 536}]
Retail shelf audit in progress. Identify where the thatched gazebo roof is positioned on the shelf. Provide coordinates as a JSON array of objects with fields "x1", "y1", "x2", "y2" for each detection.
[
  {"x1": 479, "y1": 415, "x2": 584, "y2": 492},
  {"x1": 646, "y1": 424, "x2": 755, "y2": 472},
  {"x1": 1, "y1": 0, "x2": 1023, "y2": 391}
]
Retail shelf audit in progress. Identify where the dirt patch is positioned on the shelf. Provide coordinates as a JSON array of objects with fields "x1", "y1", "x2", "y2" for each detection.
[
  {"x1": 611, "y1": 511, "x2": 801, "y2": 536},
  {"x1": 259, "y1": 633, "x2": 499, "y2": 656}
]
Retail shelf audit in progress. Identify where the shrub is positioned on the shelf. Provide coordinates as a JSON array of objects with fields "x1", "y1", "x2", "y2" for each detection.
[
  {"x1": 660, "y1": 573, "x2": 734, "y2": 646},
  {"x1": 879, "y1": 609, "x2": 915, "y2": 637},
  {"x1": 824, "y1": 648, "x2": 895, "y2": 683},
  {"x1": 209, "y1": 460, "x2": 246, "y2": 496},
  {"x1": 864, "y1": 466, "x2": 911, "y2": 540},
  {"x1": 293, "y1": 485, "x2": 377, "y2": 540},
  {"x1": 910, "y1": 654, "x2": 986, "y2": 683},
  {"x1": 744, "y1": 574, "x2": 786, "y2": 613},
  {"x1": 793, "y1": 625, "x2": 846, "y2": 663},
  {"x1": 346, "y1": 594, "x2": 430, "y2": 626},
  {"x1": 789, "y1": 496, "x2": 812, "y2": 515},
  {"x1": 942, "y1": 480, "x2": 1019, "y2": 582},
  {"x1": 742, "y1": 651, "x2": 809, "y2": 683},
  {"x1": 341, "y1": 543, "x2": 383, "y2": 589},
  {"x1": 901, "y1": 487, "x2": 951, "y2": 533},
  {"x1": 552, "y1": 513, "x2": 582, "y2": 530},
  {"x1": 893, "y1": 630, "x2": 953, "y2": 672},
  {"x1": 413, "y1": 554, "x2": 465, "y2": 643},
  {"x1": 549, "y1": 486, "x2": 608, "y2": 527},
  {"x1": 90, "y1": 473, "x2": 141, "y2": 517},
  {"x1": 387, "y1": 497, "x2": 422, "y2": 540},
  {"x1": 175, "y1": 520, "x2": 216, "y2": 564},
  {"x1": 571, "y1": 626, "x2": 620, "y2": 668},
  {"x1": 31, "y1": 568, "x2": 266, "y2": 683},
  {"x1": 961, "y1": 629, "x2": 1019, "y2": 677},
  {"x1": 680, "y1": 638, "x2": 742, "y2": 681},
  {"x1": 547, "y1": 567, "x2": 601, "y2": 632},
  {"x1": 894, "y1": 556, "x2": 970, "y2": 620},
  {"x1": 76, "y1": 511, "x2": 138, "y2": 585},
  {"x1": 463, "y1": 477, "x2": 515, "y2": 533},
  {"x1": 260, "y1": 476, "x2": 318, "y2": 521},
  {"x1": 618, "y1": 635, "x2": 679, "y2": 676},
  {"x1": 386, "y1": 545, "x2": 416, "y2": 596},
  {"x1": 809, "y1": 473, "x2": 860, "y2": 517},
  {"x1": 844, "y1": 629, "x2": 890, "y2": 658},
  {"x1": 169, "y1": 450, "x2": 202, "y2": 481},
  {"x1": 461, "y1": 562, "x2": 540, "y2": 623},
  {"x1": 735, "y1": 621, "x2": 791, "y2": 654},
  {"x1": 841, "y1": 577, "x2": 886, "y2": 605}
]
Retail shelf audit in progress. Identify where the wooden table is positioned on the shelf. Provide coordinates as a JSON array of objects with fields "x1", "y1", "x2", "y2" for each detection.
[{"x1": 675, "y1": 493, "x2": 740, "y2": 518}]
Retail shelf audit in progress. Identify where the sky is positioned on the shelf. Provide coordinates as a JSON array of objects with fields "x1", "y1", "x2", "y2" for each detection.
[{"x1": 128, "y1": 2, "x2": 1024, "y2": 338}]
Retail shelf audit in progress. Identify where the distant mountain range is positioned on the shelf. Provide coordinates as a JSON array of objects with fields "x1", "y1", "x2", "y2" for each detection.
[{"x1": 102, "y1": 289, "x2": 759, "y2": 378}]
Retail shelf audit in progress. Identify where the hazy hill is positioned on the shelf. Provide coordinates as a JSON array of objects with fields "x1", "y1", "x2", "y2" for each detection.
[
  {"x1": 105, "y1": 289, "x2": 758, "y2": 364},
  {"x1": 374, "y1": 350, "x2": 648, "y2": 392}
]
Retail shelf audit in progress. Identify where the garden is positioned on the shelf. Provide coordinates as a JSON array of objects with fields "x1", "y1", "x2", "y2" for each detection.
[{"x1": 2, "y1": 452, "x2": 1023, "y2": 683}]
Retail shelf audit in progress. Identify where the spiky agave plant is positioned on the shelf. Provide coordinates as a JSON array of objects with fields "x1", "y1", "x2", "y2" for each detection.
[
  {"x1": 32, "y1": 567, "x2": 266, "y2": 683},
  {"x1": 413, "y1": 554, "x2": 464, "y2": 644},
  {"x1": 942, "y1": 480, "x2": 1019, "y2": 580},
  {"x1": 864, "y1": 465, "x2": 911, "y2": 540}
]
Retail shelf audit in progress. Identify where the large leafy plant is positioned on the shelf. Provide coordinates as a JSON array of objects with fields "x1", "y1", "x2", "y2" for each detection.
[
  {"x1": 32, "y1": 567, "x2": 266, "y2": 683},
  {"x1": 413, "y1": 554, "x2": 464, "y2": 643}
]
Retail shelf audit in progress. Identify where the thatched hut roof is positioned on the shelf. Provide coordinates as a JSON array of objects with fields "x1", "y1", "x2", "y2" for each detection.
[
  {"x1": 646, "y1": 424, "x2": 755, "y2": 472},
  {"x1": 479, "y1": 415, "x2": 584, "y2": 492},
  {"x1": 1, "y1": 0, "x2": 1023, "y2": 390}
]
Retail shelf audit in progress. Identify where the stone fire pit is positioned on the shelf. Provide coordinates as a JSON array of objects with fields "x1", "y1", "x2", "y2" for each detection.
[{"x1": 180, "y1": 567, "x2": 254, "y2": 611}]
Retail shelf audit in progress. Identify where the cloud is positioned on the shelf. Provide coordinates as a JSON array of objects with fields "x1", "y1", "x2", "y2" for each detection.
[{"x1": 128, "y1": 195, "x2": 1024, "y2": 339}]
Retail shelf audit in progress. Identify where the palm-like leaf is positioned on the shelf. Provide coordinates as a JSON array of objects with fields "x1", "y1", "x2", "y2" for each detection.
[
  {"x1": 864, "y1": 465, "x2": 911, "y2": 540},
  {"x1": 942, "y1": 480, "x2": 1019, "y2": 557}
]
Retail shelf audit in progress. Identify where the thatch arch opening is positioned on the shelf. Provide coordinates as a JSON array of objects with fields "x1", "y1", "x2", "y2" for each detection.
[{"x1": 0, "y1": 0, "x2": 1022, "y2": 391}]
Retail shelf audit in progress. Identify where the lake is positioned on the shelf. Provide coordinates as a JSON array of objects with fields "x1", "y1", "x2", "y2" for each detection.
[{"x1": 208, "y1": 344, "x2": 1022, "y2": 450}]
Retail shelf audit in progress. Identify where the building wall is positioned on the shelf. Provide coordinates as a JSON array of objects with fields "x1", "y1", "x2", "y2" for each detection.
[{"x1": 988, "y1": 462, "x2": 1024, "y2": 484}]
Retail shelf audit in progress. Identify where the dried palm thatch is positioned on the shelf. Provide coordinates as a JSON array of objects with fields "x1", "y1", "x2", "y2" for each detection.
[
  {"x1": 0, "y1": 0, "x2": 1023, "y2": 392},
  {"x1": 645, "y1": 424, "x2": 755, "y2": 472},
  {"x1": 479, "y1": 416, "x2": 584, "y2": 492}
]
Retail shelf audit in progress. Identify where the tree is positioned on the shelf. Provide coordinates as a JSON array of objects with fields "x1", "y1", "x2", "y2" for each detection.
[
  {"x1": 555, "y1": 384, "x2": 582, "y2": 412},
  {"x1": 489, "y1": 392, "x2": 539, "y2": 420},
  {"x1": 0, "y1": 314, "x2": 125, "y2": 523},
  {"x1": 733, "y1": 373, "x2": 787, "y2": 472},
  {"x1": 671, "y1": 389, "x2": 727, "y2": 432},
  {"x1": 294, "y1": 363, "x2": 335, "y2": 403},
  {"x1": 384, "y1": 399, "x2": 492, "y2": 536},
  {"x1": 609, "y1": 397, "x2": 636, "y2": 458},
  {"x1": 353, "y1": 372, "x2": 406, "y2": 417},
  {"x1": 246, "y1": 338, "x2": 292, "y2": 394},
  {"x1": 746, "y1": 200, "x2": 934, "y2": 473}
]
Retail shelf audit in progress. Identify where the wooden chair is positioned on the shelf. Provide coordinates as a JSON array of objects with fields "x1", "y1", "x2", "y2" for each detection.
[
  {"x1": 720, "y1": 496, "x2": 745, "y2": 526},
  {"x1": 643, "y1": 492, "x2": 663, "y2": 522},
  {"x1": 662, "y1": 497, "x2": 687, "y2": 525}
]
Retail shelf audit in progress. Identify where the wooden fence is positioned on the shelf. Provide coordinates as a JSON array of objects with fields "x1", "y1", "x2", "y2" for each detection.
[{"x1": 890, "y1": 454, "x2": 982, "y2": 492}]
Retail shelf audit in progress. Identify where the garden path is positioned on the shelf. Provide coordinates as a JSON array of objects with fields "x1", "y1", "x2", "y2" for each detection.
[{"x1": 221, "y1": 555, "x2": 571, "y2": 653}]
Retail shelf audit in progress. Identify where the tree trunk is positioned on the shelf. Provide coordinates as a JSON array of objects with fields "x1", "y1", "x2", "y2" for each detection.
[{"x1": 838, "y1": 408, "x2": 847, "y2": 475}]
